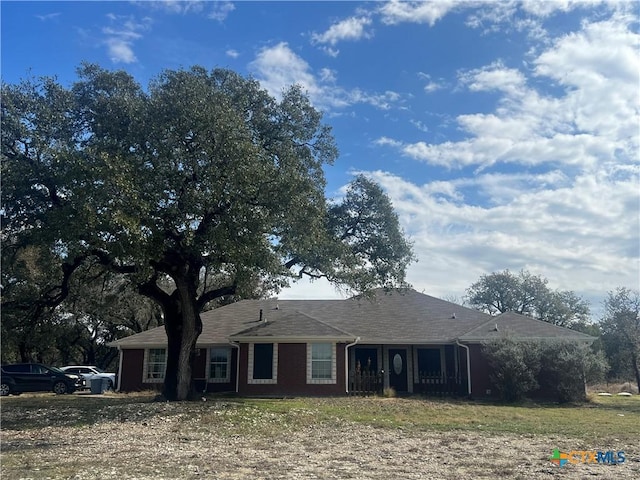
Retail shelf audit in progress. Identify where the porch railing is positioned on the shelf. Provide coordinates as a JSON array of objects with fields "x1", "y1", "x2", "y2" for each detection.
[
  {"x1": 349, "y1": 370, "x2": 383, "y2": 396},
  {"x1": 416, "y1": 371, "x2": 465, "y2": 396}
]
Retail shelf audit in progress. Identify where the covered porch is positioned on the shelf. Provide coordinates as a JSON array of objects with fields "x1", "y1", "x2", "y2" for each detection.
[{"x1": 347, "y1": 344, "x2": 469, "y2": 396}]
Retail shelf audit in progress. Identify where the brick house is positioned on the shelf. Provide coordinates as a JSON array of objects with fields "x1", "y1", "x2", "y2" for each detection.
[{"x1": 110, "y1": 289, "x2": 593, "y2": 397}]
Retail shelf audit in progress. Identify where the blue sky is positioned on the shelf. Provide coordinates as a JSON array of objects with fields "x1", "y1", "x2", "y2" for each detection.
[{"x1": 2, "y1": 1, "x2": 639, "y2": 318}]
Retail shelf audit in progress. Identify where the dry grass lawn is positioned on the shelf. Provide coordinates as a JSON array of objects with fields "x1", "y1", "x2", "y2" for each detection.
[{"x1": 1, "y1": 392, "x2": 639, "y2": 479}]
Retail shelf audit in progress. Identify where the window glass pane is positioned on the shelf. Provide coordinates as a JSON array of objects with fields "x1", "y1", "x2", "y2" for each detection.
[
  {"x1": 417, "y1": 348, "x2": 441, "y2": 374},
  {"x1": 149, "y1": 349, "x2": 166, "y2": 363},
  {"x1": 147, "y1": 348, "x2": 166, "y2": 379},
  {"x1": 312, "y1": 343, "x2": 332, "y2": 360},
  {"x1": 253, "y1": 343, "x2": 273, "y2": 379},
  {"x1": 311, "y1": 343, "x2": 333, "y2": 379},
  {"x1": 209, "y1": 348, "x2": 230, "y2": 380}
]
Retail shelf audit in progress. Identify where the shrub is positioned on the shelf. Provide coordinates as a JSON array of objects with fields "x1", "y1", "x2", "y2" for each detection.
[
  {"x1": 482, "y1": 336, "x2": 541, "y2": 402},
  {"x1": 539, "y1": 341, "x2": 608, "y2": 403},
  {"x1": 484, "y1": 336, "x2": 607, "y2": 403}
]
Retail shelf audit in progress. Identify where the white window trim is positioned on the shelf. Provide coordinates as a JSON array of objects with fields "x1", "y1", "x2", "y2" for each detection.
[
  {"x1": 307, "y1": 343, "x2": 337, "y2": 384},
  {"x1": 207, "y1": 346, "x2": 232, "y2": 383},
  {"x1": 248, "y1": 343, "x2": 278, "y2": 384},
  {"x1": 143, "y1": 348, "x2": 166, "y2": 383}
]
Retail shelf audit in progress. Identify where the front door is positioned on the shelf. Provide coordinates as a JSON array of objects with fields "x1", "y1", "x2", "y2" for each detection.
[{"x1": 388, "y1": 348, "x2": 408, "y2": 392}]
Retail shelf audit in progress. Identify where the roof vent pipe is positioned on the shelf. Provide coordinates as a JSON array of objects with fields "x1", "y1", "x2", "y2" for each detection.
[{"x1": 451, "y1": 313, "x2": 456, "y2": 319}]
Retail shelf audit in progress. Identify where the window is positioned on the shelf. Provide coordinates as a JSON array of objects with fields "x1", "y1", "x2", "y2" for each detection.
[
  {"x1": 248, "y1": 343, "x2": 277, "y2": 384},
  {"x1": 2, "y1": 364, "x2": 29, "y2": 373},
  {"x1": 416, "y1": 348, "x2": 443, "y2": 375},
  {"x1": 307, "y1": 343, "x2": 336, "y2": 384},
  {"x1": 208, "y1": 347, "x2": 231, "y2": 383},
  {"x1": 144, "y1": 348, "x2": 166, "y2": 382}
]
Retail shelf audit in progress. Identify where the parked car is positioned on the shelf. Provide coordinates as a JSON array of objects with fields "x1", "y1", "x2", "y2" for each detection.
[
  {"x1": 0, "y1": 363, "x2": 86, "y2": 396},
  {"x1": 60, "y1": 366, "x2": 116, "y2": 390}
]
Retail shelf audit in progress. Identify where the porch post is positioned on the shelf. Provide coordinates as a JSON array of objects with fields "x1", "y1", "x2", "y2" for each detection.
[{"x1": 456, "y1": 340, "x2": 472, "y2": 396}]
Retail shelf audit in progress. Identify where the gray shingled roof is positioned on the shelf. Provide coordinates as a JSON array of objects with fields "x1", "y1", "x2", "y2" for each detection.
[
  {"x1": 229, "y1": 310, "x2": 354, "y2": 340},
  {"x1": 110, "y1": 289, "x2": 594, "y2": 348},
  {"x1": 458, "y1": 311, "x2": 595, "y2": 341}
]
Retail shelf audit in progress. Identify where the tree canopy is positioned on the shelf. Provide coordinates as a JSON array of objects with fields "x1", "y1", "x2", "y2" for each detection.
[
  {"x1": 465, "y1": 269, "x2": 590, "y2": 328},
  {"x1": 600, "y1": 288, "x2": 640, "y2": 393},
  {"x1": 1, "y1": 64, "x2": 414, "y2": 400}
]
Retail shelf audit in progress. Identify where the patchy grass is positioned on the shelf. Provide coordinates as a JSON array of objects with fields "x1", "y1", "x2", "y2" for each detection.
[
  {"x1": 3, "y1": 391, "x2": 638, "y2": 439},
  {"x1": 1, "y1": 392, "x2": 639, "y2": 479}
]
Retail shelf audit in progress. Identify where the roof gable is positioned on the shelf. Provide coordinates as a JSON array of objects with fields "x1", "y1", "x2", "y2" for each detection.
[{"x1": 229, "y1": 309, "x2": 355, "y2": 341}]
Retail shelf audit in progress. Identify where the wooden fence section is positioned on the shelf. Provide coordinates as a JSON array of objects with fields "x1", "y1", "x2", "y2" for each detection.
[
  {"x1": 415, "y1": 371, "x2": 465, "y2": 396},
  {"x1": 349, "y1": 371, "x2": 383, "y2": 396}
]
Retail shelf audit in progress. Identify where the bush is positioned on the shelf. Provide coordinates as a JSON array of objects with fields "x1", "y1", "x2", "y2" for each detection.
[
  {"x1": 483, "y1": 336, "x2": 607, "y2": 403},
  {"x1": 539, "y1": 341, "x2": 608, "y2": 403},
  {"x1": 483, "y1": 337, "x2": 541, "y2": 402}
]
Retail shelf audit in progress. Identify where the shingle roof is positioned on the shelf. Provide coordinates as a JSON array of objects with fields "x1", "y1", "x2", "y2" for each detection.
[
  {"x1": 457, "y1": 311, "x2": 595, "y2": 341},
  {"x1": 229, "y1": 309, "x2": 354, "y2": 341},
  {"x1": 110, "y1": 289, "x2": 594, "y2": 348}
]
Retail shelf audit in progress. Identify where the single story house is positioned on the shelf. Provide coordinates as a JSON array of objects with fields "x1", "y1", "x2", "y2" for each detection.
[{"x1": 110, "y1": 289, "x2": 594, "y2": 398}]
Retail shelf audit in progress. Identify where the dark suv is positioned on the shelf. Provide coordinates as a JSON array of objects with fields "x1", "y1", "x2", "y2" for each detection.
[{"x1": 0, "y1": 363, "x2": 86, "y2": 396}]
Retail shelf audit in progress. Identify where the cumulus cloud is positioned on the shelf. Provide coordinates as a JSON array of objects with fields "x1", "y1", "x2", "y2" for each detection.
[
  {"x1": 360, "y1": 168, "x2": 638, "y2": 308},
  {"x1": 378, "y1": 0, "x2": 459, "y2": 26},
  {"x1": 249, "y1": 42, "x2": 403, "y2": 111},
  {"x1": 361, "y1": 9, "x2": 639, "y2": 308},
  {"x1": 380, "y1": 13, "x2": 639, "y2": 173},
  {"x1": 311, "y1": 16, "x2": 373, "y2": 47}
]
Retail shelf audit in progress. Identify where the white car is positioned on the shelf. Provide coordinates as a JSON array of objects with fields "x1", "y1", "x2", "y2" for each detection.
[{"x1": 60, "y1": 366, "x2": 116, "y2": 390}]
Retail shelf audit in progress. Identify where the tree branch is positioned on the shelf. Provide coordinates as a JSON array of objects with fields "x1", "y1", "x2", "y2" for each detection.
[{"x1": 196, "y1": 284, "x2": 237, "y2": 311}]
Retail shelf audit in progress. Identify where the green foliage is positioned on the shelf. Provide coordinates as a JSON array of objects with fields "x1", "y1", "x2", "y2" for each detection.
[
  {"x1": 600, "y1": 288, "x2": 640, "y2": 392},
  {"x1": 1, "y1": 64, "x2": 413, "y2": 400},
  {"x1": 483, "y1": 336, "x2": 606, "y2": 403},
  {"x1": 483, "y1": 337, "x2": 541, "y2": 402},
  {"x1": 538, "y1": 341, "x2": 608, "y2": 403},
  {"x1": 467, "y1": 269, "x2": 590, "y2": 327}
]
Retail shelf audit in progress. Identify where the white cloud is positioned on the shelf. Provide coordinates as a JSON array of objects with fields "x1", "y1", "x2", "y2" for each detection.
[
  {"x1": 374, "y1": 137, "x2": 403, "y2": 148},
  {"x1": 249, "y1": 42, "x2": 403, "y2": 111},
  {"x1": 133, "y1": 1, "x2": 205, "y2": 15},
  {"x1": 418, "y1": 72, "x2": 445, "y2": 93},
  {"x1": 378, "y1": 0, "x2": 459, "y2": 26},
  {"x1": 380, "y1": 14, "x2": 639, "y2": 172},
  {"x1": 520, "y1": 0, "x2": 603, "y2": 18},
  {"x1": 359, "y1": 168, "x2": 639, "y2": 310},
  {"x1": 102, "y1": 15, "x2": 151, "y2": 64},
  {"x1": 311, "y1": 16, "x2": 373, "y2": 46},
  {"x1": 249, "y1": 42, "x2": 324, "y2": 102},
  {"x1": 458, "y1": 61, "x2": 527, "y2": 98},
  {"x1": 36, "y1": 12, "x2": 61, "y2": 21},
  {"x1": 208, "y1": 1, "x2": 235, "y2": 22},
  {"x1": 226, "y1": 49, "x2": 239, "y2": 58}
]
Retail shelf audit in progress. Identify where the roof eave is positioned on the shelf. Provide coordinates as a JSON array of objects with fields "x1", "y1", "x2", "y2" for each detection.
[{"x1": 228, "y1": 335, "x2": 356, "y2": 343}]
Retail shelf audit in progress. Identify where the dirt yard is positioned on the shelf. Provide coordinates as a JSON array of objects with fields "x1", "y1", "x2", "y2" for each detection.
[{"x1": 1, "y1": 395, "x2": 638, "y2": 479}]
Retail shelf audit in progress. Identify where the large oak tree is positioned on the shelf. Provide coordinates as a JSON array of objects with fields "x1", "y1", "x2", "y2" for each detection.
[{"x1": 1, "y1": 65, "x2": 414, "y2": 400}]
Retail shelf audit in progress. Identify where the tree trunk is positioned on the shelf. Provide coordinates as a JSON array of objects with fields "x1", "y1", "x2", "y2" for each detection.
[
  {"x1": 631, "y1": 351, "x2": 640, "y2": 395},
  {"x1": 161, "y1": 275, "x2": 203, "y2": 401}
]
